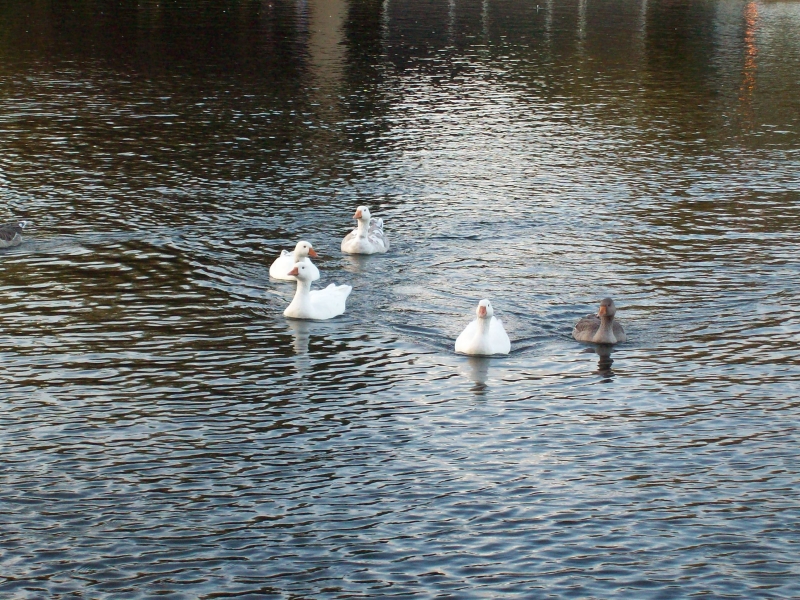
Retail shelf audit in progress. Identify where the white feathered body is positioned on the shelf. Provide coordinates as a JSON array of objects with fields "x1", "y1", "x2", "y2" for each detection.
[
  {"x1": 341, "y1": 217, "x2": 389, "y2": 254},
  {"x1": 269, "y1": 251, "x2": 320, "y2": 281},
  {"x1": 284, "y1": 281, "x2": 352, "y2": 320},
  {"x1": 455, "y1": 316, "x2": 511, "y2": 356}
]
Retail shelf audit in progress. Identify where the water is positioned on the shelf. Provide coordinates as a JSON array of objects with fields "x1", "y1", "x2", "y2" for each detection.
[{"x1": 1, "y1": 0, "x2": 799, "y2": 597}]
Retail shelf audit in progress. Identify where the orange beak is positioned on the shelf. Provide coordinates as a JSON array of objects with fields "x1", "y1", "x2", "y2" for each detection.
[
  {"x1": 354, "y1": 209, "x2": 362, "y2": 219},
  {"x1": 478, "y1": 305, "x2": 487, "y2": 317},
  {"x1": 288, "y1": 266, "x2": 299, "y2": 276},
  {"x1": 308, "y1": 248, "x2": 318, "y2": 258},
  {"x1": 598, "y1": 305, "x2": 607, "y2": 317}
]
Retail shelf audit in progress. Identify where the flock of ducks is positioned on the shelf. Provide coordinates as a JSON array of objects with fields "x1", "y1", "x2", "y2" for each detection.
[
  {"x1": 2, "y1": 208, "x2": 626, "y2": 357},
  {"x1": 267, "y1": 206, "x2": 626, "y2": 356}
]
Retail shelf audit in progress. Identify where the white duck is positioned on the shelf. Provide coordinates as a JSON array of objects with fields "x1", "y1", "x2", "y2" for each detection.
[
  {"x1": 269, "y1": 240, "x2": 320, "y2": 281},
  {"x1": 455, "y1": 299, "x2": 511, "y2": 356},
  {"x1": 284, "y1": 262, "x2": 352, "y2": 320},
  {"x1": 572, "y1": 297, "x2": 627, "y2": 345},
  {"x1": 0, "y1": 220, "x2": 28, "y2": 248},
  {"x1": 341, "y1": 206, "x2": 389, "y2": 254}
]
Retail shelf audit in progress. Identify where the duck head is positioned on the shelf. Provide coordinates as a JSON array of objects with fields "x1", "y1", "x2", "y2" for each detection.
[
  {"x1": 476, "y1": 299, "x2": 494, "y2": 319},
  {"x1": 287, "y1": 263, "x2": 314, "y2": 281},
  {"x1": 597, "y1": 297, "x2": 617, "y2": 318},
  {"x1": 294, "y1": 240, "x2": 318, "y2": 259},
  {"x1": 353, "y1": 206, "x2": 371, "y2": 222}
]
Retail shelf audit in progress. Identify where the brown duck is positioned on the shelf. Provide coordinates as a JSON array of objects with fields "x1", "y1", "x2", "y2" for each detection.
[{"x1": 573, "y1": 298, "x2": 627, "y2": 345}]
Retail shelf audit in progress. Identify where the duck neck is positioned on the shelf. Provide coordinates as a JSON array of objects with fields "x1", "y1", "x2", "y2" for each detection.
[
  {"x1": 593, "y1": 315, "x2": 616, "y2": 344},
  {"x1": 293, "y1": 251, "x2": 308, "y2": 264},
  {"x1": 292, "y1": 278, "x2": 312, "y2": 306},
  {"x1": 476, "y1": 317, "x2": 491, "y2": 338},
  {"x1": 356, "y1": 217, "x2": 370, "y2": 239}
]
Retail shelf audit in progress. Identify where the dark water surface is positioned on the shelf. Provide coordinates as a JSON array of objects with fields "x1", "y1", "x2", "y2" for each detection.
[{"x1": 1, "y1": 0, "x2": 800, "y2": 597}]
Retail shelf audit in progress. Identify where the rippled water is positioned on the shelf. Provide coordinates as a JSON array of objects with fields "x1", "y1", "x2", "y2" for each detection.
[{"x1": 1, "y1": 0, "x2": 799, "y2": 597}]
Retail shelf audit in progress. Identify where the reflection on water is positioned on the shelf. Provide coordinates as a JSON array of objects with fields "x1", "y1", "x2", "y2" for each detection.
[
  {"x1": 464, "y1": 354, "x2": 492, "y2": 393},
  {"x1": 2, "y1": 0, "x2": 800, "y2": 597},
  {"x1": 739, "y1": 1, "x2": 758, "y2": 129},
  {"x1": 340, "y1": 249, "x2": 374, "y2": 274},
  {"x1": 287, "y1": 317, "x2": 311, "y2": 355},
  {"x1": 589, "y1": 344, "x2": 615, "y2": 379}
]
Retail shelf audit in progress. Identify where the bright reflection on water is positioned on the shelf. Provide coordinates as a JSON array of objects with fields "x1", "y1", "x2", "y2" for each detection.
[{"x1": 1, "y1": 0, "x2": 800, "y2": 597}]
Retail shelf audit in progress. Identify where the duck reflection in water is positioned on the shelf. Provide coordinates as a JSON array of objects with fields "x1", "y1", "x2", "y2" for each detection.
[
  {"x1": 286, "y1": 319, "x2": 312, "y2": 377},
  {"x1": 285, "y1": 318, "x2": 351, "y2": 375},
  {"x1": 287, "y1": 319, "x2": 310, "y2": 354},
  {"x1": 585, "y1": 344, "x2": 615, "y2": 379},
  {"x1": 341, "y1": 251, "x2": 373, "y2": 275},
  {"x1": 464, "y1": 355, "x2": 492, "y2": 395}
]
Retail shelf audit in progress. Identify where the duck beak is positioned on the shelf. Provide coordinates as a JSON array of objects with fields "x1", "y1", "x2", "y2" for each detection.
[
  {"x1": 354, "y1": 209, "x2": 362, "y2": 219},
  {"x1": 598, "y1": 305, "x2": 607, "y2": 317},
  {"x1": 478, "y1": 305, "x2": 487, "y2": 317},
  {"x1": 308, "y1": 248, "x2": 318, "y2": 258},
  {"x1": 288, "y1": 266, "x2": 299, "y2": 276}
]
